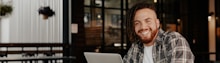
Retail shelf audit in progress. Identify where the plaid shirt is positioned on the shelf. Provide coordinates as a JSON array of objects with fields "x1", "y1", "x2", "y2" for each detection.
[{"x1": 123, "y1": 29, "x2": 195, "y2": 63}]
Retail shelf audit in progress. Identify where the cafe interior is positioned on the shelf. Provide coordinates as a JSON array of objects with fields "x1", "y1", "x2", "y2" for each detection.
[{"x1": 0, "y1": 0, "x2": 220, "y2": 63}]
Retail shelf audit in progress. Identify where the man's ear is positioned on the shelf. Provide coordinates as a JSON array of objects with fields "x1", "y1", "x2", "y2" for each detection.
[{"x1": 156, "y1": 19, "x2": 160, "y2": 29}]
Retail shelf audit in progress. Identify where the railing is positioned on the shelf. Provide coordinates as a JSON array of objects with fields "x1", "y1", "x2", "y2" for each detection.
[
  {"x1": 0, "y1": 43, "x2": 72, "y2": 63},
  {"x1": 0, "y1": 43, "x2": 69, "y2": 57}
]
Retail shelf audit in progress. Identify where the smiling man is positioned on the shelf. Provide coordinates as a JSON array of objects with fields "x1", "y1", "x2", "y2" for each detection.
[{"x1": 123, "y1": 2, "x2": 195, "y2": 63}]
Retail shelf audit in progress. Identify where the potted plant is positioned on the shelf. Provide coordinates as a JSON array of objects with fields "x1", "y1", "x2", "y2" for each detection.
[
  {"x1": 38, "y1": 6, "x2": 55, "y2": 20},
  {"x1": 0, "y1": 4, "x2": 12, "y2": 16}
]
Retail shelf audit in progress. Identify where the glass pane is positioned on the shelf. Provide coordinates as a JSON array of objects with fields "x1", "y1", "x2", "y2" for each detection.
[
  {"x1": 84, "y1": 0, "x2": 90, "y2": 6},
  {"x1": 84, "y1": 7, "x2": 91, "y2": 27},
  {"x1": 128, "y1": 0, "x2": 154, "y2": 8},
  {"x1": 84, "y1": 7, "x2": 103, "y2": 52},
  {"x1": 104, "y1": 9, "x2": 122, "y2": 53},
  {"x1": 105, "y1": 0, "x2": 121, "y2": 8}
]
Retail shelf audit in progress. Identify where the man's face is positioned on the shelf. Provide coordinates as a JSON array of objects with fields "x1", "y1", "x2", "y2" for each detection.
[{"x1": 134, "y1": 8, "x2": 160, "y2": 44}]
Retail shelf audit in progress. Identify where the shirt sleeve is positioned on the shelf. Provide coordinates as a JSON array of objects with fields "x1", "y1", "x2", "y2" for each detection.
[
  {"x1": 170, "y1": 37, "x2": 195, "y2": 63},
  {"x1": 123, "y1": 42, "x2": 142, "y2": 63},
  {"x1": 123, "y1": 43, "x2": 136, "y2": 63}
]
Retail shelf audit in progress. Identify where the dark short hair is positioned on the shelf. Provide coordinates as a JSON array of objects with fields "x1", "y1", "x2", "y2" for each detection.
[{"x1": 126, "y1": 2, "x2": 156, "y2": 42}]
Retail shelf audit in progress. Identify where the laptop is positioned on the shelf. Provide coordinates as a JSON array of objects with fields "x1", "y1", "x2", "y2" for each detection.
[{"x1": 84, "y1": 52, "x2": 123, "y2": 63}]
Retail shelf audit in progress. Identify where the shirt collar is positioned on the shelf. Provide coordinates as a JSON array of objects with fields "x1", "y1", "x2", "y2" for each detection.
[
  {"x1": 137, "y1": 40, "x2": 144, "y2": 49},
  {"x1": 154, "y1": 29, "x2": 165, "y2": 45}
]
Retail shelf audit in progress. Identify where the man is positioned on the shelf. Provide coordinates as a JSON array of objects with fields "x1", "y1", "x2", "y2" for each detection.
[{"x1": 123, "y1": 2, "x2": 194, "y2": 63}]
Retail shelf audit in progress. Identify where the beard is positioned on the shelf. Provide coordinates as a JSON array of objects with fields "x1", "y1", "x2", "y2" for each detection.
[{"x1": 137, "y1": 28, "x2": 158, "y2": 44}]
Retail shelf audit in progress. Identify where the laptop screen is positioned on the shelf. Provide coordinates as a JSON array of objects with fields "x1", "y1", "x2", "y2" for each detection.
[{"x1": 84, "y1": 52, "x2": 123, "y2": 63}]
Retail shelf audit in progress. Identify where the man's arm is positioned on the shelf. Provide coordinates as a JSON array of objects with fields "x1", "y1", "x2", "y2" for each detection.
[
  {"x1": 123, "y1": 43, "x2": 135, "y2": 63},
  {"x1": 170, "y1": 37, "x2": 195, "y2": 63}
]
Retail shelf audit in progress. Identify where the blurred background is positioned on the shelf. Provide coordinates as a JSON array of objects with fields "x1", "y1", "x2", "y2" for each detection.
[{"x1": 0, "y1": 0, "x2": 219, "y2": 63}]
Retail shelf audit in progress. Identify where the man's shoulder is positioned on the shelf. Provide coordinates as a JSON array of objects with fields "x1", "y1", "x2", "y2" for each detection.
[
  {"x1": 163, "y1": 31, "x2": 184, "y2": 39},
  {"x1": 160, "y1": 31, "x2": 188, "y2": 45},
  {"x1": 156, "y1": 29, "x2": 186, "y2": 45},
  {"x1": 159, "y1": 31, "x2": 190, "y2": 51},
  {"x1": 158, "y1": 29, "x2": 184, "y2": 39}
]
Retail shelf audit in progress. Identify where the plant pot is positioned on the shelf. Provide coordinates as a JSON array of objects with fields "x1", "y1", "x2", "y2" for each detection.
[{"x1": 43, "y1": 15, "x2": 49, "y2": 20}]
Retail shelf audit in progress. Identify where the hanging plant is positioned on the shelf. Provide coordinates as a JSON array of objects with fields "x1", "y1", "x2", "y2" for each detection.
[
  {"x1": 0, "y1": 4, "x2": 13, "y2": 16},
  {"x1": 38, "y1": 6, "x2": 55, "y2": 20}
]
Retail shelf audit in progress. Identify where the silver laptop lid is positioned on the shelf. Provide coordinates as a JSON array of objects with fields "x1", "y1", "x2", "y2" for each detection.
[{"x1": 84, "y1": 52, "x2": 123, "y2": 63}]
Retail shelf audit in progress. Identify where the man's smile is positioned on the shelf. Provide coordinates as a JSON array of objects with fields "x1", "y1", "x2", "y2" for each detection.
[{"x1": 141, "y1": 31, "x2": 149, "y2": 36}]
